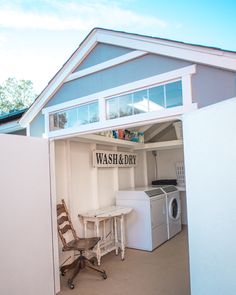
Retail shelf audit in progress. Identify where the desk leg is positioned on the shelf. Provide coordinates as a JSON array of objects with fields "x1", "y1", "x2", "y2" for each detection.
[
  {"x1": 114, "y1": 217, "x2": 119, "y2": 255},
  {"x1": 95, "y1": 220, "x2": 101, "y2": 266},
  {"x1": 120, "y1": 215, "x2": 125, "y2": 261},
  {"x1": 84, "y1": 220, "x2": 88, "y2": 238}
]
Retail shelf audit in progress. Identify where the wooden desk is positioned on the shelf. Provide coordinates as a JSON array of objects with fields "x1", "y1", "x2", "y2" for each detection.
[{"x1": 78, "y1": 206, "x2": 132, "y2": 265}]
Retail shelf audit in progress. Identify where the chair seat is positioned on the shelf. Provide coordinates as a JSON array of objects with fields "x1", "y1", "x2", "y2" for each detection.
[{"x1": 63, "y1": 237, "x2": 100, "y2": 251}]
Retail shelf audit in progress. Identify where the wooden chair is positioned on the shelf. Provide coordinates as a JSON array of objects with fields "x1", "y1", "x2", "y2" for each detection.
[{"x1": 57, "y1": 199, "x2": 107, "y2": 289}]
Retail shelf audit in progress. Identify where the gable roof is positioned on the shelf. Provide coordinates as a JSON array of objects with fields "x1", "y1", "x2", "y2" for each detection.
[{"x1": 20, "y1": 27, "x2": 236, "y2": 127}]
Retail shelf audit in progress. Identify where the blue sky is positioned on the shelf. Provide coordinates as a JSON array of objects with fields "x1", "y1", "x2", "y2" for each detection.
[{"x1": 0, "y1": 0, "x2": 235, "y2": 93}]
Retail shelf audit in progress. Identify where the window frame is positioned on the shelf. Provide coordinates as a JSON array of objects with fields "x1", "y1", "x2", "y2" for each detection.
[
  {"x1": 42, "y1": 65, "x2": 196, "y2": 139},
  {"x1": 105, "y1": 79, "x2": 183, "y2": 120},
  {"x1": 48, "y1": 100, "x2": 99, "y2": 132}
]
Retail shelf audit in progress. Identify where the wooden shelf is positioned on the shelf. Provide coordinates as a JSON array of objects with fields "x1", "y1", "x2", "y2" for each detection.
[
  {"x1": 133, "y1": 139, "x2": 183, "y2": 151},
  {"x1": 73, "y1": 134, "x2": 183, "y2": 151},
  {"x1": 75, "y1": 134, "x2": 142, "y2": 148}
]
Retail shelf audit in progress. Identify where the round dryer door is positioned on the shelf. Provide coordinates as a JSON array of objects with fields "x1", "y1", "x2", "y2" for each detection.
[{"x1": 169, "y1": 197, "x2": 181, "y2": 220}]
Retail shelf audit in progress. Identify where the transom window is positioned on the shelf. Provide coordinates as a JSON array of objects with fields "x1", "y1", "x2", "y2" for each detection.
[
  {"x1": 49, "y1": 101, "x2": 99, "y2": 131},
  {"x1": 106, "y1": 80, "x2": 182, "y2": 120}
]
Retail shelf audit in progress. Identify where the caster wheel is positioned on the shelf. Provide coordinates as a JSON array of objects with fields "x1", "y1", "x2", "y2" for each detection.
[
  {"x1": 90, "y1": 258, "x2": 96, "y2": 265},
  {"x1": 102, "y1": 272, "x2": 107, "y2": 279},
  {"x1": 68, "y1": 280, "x2": 75, "y2": 289},
  {"x1": 122, "y1": 258, "x2": 125, "y2": 261},
  {"x1": 61, "y1": 272, "x2": 65, "y2": 276}
]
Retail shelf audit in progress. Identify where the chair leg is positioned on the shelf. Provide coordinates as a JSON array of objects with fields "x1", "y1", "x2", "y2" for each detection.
[
  {"x1": 67, "y1": 260, "x2": 82, "y2": 289},
  {"x1": 63, "y1": 254, "x2": 107, "y2": 289},
  {"x1": 85, "y1": 259, "x2": 107, "y2": 279},
  {"x1": 60, "y1": 257, "x2": 79, "y2": 275}
]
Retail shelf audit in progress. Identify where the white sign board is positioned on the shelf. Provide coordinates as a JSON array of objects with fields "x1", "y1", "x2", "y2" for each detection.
[{"x1": 93, "y1": 150, "x2": 137, "y2": 167}]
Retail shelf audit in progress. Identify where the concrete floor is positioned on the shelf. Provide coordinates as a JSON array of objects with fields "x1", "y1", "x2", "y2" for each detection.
[{"x1": 59, "y1": 227, "x2": 190, "y2": 295}]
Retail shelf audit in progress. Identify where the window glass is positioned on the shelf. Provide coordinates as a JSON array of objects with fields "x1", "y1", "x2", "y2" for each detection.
[
  {"x1": 57, "y1": 112, "x2": 68, "y2": 129},
  {"x1": 119, "y1": 94, "x2": 133, "y2": 117},
  {"x1": 133, "y1": 90, "x2": 148, "y2": 114},
  {"x1": 49, "y1": 114, "x2": 58, "y2": 131},
  {"x1": 107, "y1": 97, "x2": 118, "y2": 119},
  {"x1": 64, "y1": 108, "x2": 77, "y2": 128},
  {"x1": 105, "y1": 80, "x2": 183, "y2": 120},
  {"x1": 149, "y1": 85, "x2": 165, "y2": 110},
  {"x1": 77, "y1": 104, "x2": 88, "y2": 125},
  {"x1": 165, "y1": 81, "x2": 183, "y2": 108},
  {"x1": 89, "y1": 102, "x2": 99, "y2": 123},
  {"x1": 49, "y1": 101, "x2": 99, "y2": 131}
]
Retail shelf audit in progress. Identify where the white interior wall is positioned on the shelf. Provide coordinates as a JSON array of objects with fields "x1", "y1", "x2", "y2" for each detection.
[
  {"x1": 158, "y1": 148, "x2": 184, "y2": 179},
  {"x1": 134, "y1": 151, "x2": 148, "y2": 187},
  {"x1": 55, "y1": 140, "x2": 69, "y2": 203},
  {"x1": 146, "y1": 148, "x2": 184, "y2": 183},
  {"x1": 147, "y1": 151, "x2": 156, "y2": 185},
  {"x1": 118, "y1": 167, "x2": 134, "y2": 189},
  {"x1": 96, "y1": 144, "x2": 118, "y2": 208},
  {"x1": 54, "y1": 140, "x2": 75, "y2": 266},
  {"x1": 54, "y1": 139, "x2": 187, "y2": 243},
  {"x1": 54, "y1": 140, "x2": 137, "y2": 228},
  {"x1": 69, "y1": 141, "x2": 97, "y2": 234}
]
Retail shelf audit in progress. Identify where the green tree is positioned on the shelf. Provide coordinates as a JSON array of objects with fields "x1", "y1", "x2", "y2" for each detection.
[{"x1": 0, "y1": 77, "x2": 37, "y2": 115}]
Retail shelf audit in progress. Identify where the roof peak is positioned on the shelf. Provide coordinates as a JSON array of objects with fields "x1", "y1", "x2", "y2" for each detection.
[{"x1": 90, "y1": 27, "x2": 236, "y2": 55}]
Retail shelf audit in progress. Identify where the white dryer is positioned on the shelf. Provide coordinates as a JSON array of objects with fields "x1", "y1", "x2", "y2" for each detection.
[
  {"x1": 161, "y1": 186, "x2": 182, "y2": 239},
  {"x1": 116, "y1": 187, "x2": 168, "y2": 251}
]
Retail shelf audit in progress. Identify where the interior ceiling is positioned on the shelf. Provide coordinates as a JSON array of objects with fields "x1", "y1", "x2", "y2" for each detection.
[
  {"x1": 128, "y1": 120, "x2": 181, "y2": 143},
  {"x1": 70, "y1": 120, "x2": 182, "y2": 144}
]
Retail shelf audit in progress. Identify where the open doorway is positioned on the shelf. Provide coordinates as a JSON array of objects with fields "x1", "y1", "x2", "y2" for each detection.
[{"x1": 53, "y1": 119, "x2": 190, "y2": 295}]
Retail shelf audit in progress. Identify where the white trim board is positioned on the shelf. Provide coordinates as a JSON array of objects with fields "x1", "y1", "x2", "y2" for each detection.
[
  {"x1": 65, "y1": 50, "x2": 147, "y2": 82},
  {"x1": 20, "y1": 28, "x2": 236, "y2": 128}
]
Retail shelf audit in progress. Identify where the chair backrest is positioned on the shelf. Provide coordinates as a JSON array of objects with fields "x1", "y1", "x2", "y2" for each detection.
[{"x1": 57, "y1": 199, "x2": 77, "y2": 248}]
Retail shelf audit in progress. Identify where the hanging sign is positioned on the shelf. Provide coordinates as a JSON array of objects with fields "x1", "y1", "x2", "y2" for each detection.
[{"x1": 93, "y1": 150, "x2": 137, "y2": 168}]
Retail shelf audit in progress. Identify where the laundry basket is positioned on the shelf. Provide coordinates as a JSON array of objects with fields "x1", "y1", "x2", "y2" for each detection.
[{"x1": 175, "y1": 161, "x2": 185, "y2": 187}]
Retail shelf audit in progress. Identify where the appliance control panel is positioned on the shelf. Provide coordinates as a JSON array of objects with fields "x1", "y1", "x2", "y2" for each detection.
[{"x1": 145, "y1": 188, "x2": 164, "y2": 197}]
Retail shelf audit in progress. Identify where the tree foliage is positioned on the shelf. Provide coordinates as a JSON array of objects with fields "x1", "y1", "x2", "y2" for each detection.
[{"x1": 0, "y1": 77, "x2": 37, "y2": 115}]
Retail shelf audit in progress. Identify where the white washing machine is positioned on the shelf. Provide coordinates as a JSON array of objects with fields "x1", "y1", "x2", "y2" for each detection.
[
  {"x1": 161, "y1": 186, "x2": 182, "y2": 239},
  {"x1": 116, "y1": 187, "x2": 168, "y2": 251}
]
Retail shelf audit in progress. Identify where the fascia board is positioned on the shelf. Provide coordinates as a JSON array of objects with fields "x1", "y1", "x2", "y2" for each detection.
[{"x1": 96, "y1": 30, "x2": 236, "y2": 71}]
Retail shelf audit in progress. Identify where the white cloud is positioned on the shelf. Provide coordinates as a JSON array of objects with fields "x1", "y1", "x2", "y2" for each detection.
[
  {"x1": 0, "y1": 47, "x2": 63, "y2": 93},
  {"x1": 0, "y1": 2, "x2": 168, "y2": 32},
  {"x1": 0, "y1": 1, "x2": 171, "y2": 93}
]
